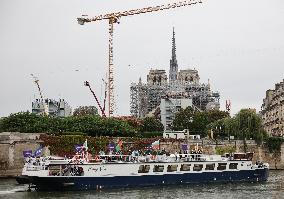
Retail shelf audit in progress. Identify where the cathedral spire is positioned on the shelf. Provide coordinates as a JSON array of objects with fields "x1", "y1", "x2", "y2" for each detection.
[
  {"x1": 169, "y1": 27, "x2": 178, "y2": 84},
  {"x1": 172, "y1": 27, "x2": 176, "y2": 61}
]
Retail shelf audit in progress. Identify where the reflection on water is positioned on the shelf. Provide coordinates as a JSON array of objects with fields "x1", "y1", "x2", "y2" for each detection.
[{"x1": 0, "y1": 170, "x2": 283, "y2": 199}]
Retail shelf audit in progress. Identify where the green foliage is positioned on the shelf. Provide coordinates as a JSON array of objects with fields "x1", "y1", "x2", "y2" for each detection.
[
  {"x1": 0, "y1": 112, "x2": 41, "y2": 133},
  {"x1": 0, "y1": 118, "x2": 3, "y2": 132},
  {"x1": 215, "y1": 146, "x2": 236, "y2": 155},
  {"x1": 140, "y1": 117, "x2": 164, "y2": 132},
  {"x1": 73, "y1": 106, "x2": 98, "y2": 116},
  {"x1": 208, "y1": 109, "x2": 266, "y2": 143},
  {"x1": 0, "y1": 112, "x2": 136, "y2": 137},
  {"x1": 235, "y1": 109, "x2": 262, "y2": 140},
  {"x1": 172, "y1": 107, "x2": 195, "y2": 131},
  {"x1": 206, "y1": 110, "x2": 230, "y2": 124},
  {"x1": 266, "y1": 137, "x2": 283, "y2": 153},
  {"x1": 191, "y1": 111, "x2": 208, "y2": 136},
  {"x1": 172, "y1": 108, "x2": 229, "y2": 137}
]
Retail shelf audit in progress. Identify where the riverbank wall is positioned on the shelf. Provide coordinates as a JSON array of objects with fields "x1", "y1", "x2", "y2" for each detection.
[
  {"x1": 0, "y1": 132, "x2": 46, "y2": 177},
  {"x1": 0, "y1": 132, "x2": 283, "y2": 177}
]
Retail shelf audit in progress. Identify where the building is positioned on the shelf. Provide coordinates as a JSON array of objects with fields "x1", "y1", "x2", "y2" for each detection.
[
  {"x1": 163, "y1": 129, "x2": 201, "y2": 139},
  {"x1": 130, "y1": 28, "x2": 220, "y2": 125},
  {"x1": 261, "y1": 79, "x2": 284, "y2": 136},
  {"x1": 160, "y1": 98, "x2": 192, "y2": 130},
  {"x1": 32, "y1": 98, "x2": 72, "y2": 117}
]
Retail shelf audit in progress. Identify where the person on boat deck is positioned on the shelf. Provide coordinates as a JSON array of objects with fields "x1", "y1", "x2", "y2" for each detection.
[
  {"x1": 174, "y1": 151, "x2": 178, "y2": 161},
  {"x1": 131, "y1": 150, "x2": 139, "y2": 161}
]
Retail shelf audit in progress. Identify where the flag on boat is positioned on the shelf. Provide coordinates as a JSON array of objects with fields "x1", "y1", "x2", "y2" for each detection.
[
  {"x1": 151, "y1": 140, "x2": 160, "y2": 150},
  {"x1": 115, "y1": 139, "x2": 123, "y2": 152},
  {"x1": 83, "y1": 139, "x2": 88, "y2": 150},
  {"x1": 34, "y1": 146, "x2": 43, "y2": 157},
  {"x1": 182, "y1": 144, "x2": 188, "y2": 151},
  {"x1": 23, "y1": 150, "x2": 32, "y2": 157},
  {"x1": 75, "y1": 144, "x2": 82, "y2": 152},
  {"x1": 108, "y1": 143, "x2": 115, "y2": 151}
]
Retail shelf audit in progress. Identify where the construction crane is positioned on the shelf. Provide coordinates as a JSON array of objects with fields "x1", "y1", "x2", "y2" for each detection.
[
  {"x1": 31, "y1": 74, "x2": 49, "y2": 116},
  {"x1": 77, "y1": 0, "x2": 202, "y2": 117},
  {"x1": 84, "y1": 81, "x2": 106, "y2": 117}
]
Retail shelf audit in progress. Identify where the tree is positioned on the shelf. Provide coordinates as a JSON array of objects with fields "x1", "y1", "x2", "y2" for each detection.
[
  {"x1": 235, "y1": 109, "x2": 262, "y2": 142},
  {"x1": 140, "y1": 117, "x2": 164, "y2": 132},
  {"x1": 172, "y1": 107, "x2": 195, "y2": 131},
  {"x1": 173, "y1": 107, "x2": 229, "y2": 137},
  {"x1": 0, "y1": 112, "x2": 40, "y2": 133},
  {"x1": 206, "y1": 110, "x2": 229, "y2": 124},
  {"x1": 266, "y1": 137, "x2": 283, "y2": 169},
  {"x1": 207, "y1": 109, "x2": 266, "y2": 146},
  {"x1": 73, "y1": 106, "x2": 98, "y2": 116},
  {"x1": 0, "y1": 111, "x2": 137, "y2": 137},
  {"x1": 191, "y1": 111, "x2": 208, "y2": 137},
  {"x1": 0, "y1": 118, "x2": 3, "y2": 132}
]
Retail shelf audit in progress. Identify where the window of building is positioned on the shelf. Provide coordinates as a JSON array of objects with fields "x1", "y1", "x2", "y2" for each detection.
[
  {"x1": 153, "y1": 165, "x2": 164, "y2": 172},
  {"x1": 229, "y1": 163, "x2": 238, "y2": 170},
  {"x1": 205, "y1": 163, "x2": 215, "y2": 170},
  {"x1": 167, "y1": 165, "x2": 178, "y2": 172},
  {"x1": 138, "y1": 165, "x2": 151, "y2": 173},
  {"x1": 217, "y1": 163, "x2": 227, "y2": 170},
  {"x1": 193, "y1": 164, "x2": 203, "y2": 171},
  {"x1": 180, "y1": 164, "x2": 191, "y2": 171}
]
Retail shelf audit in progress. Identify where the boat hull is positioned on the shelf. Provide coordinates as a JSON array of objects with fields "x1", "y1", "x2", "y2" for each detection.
[{"x1": 28, "y1": 168, "x2": 269, "y2": 191}]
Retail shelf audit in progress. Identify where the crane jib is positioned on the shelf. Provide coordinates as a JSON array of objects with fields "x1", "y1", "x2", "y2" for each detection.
[{"x1": 80, "y1": 0, "x2": 202, "y2": 23}]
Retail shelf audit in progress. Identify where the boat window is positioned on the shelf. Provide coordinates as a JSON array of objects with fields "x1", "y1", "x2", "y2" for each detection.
[
  {"x1": 205, "y1": 163, "x2": 215, "y2": 170},
  {"x1": 167, "y1": 165, "x2": 178, "y2": 172},
  {"x1": 138, "y1": 165, "x2": 150, "y2": 173},
  {"x1": 180, "y1": 164, "x2": 191, "y2": 171},
  {"x1": 229, "y1": 163, "x2": 238, "y2": 170},
  {"x1": 193, "y1": 164, "x2": 203, "y2": 171},
  {"x1": 48, "y1": 165, "x2": 61, "y2": 176},
  {"x1": 153, "y1": 165, "x2": 164, "y2": 172},
  {"x1": 217, "y1": 163, "x2": 227, "y2": 170}
]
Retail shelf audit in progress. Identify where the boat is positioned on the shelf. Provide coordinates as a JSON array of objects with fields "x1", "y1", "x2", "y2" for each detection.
[{"x1": 18, "y1": 143, "x2": 269, "y2": 191}]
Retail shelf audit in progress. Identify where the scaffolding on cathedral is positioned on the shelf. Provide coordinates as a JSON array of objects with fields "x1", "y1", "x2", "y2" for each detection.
[{"x1": 130, "y1": 28, "x2": 220, "y2": 119}]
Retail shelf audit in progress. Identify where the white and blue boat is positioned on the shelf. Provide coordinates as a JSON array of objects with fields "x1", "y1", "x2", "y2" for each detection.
[{"x1": 18, "y1": 145, "x2": 269, "y2": 191}]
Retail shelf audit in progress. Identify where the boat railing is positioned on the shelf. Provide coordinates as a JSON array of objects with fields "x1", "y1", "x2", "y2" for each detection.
[
  {"x1": 87, "y1": 153, "x2": 215, "y2": 163},
  {"x1": 26, "y1": 165, "x2": 45, "y2": 171}
]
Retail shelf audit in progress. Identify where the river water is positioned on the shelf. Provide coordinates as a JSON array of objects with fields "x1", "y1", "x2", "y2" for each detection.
[{"x1": 0, "y1": 170, "x2": 283, "y2": 199}]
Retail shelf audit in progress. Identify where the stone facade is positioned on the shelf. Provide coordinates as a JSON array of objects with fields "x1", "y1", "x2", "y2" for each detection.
[
  {"x1": 0, "y1": 132, "x2": 46, "y2": 177},
  {"x1": 261, "y1": 79, "x2": 284, "y2": 136},
  {"x1": 178, "y1": 69, "x2": 200, "y2": 85},
  {"x1": 147, "y1": 70, "x2": 168, "y2": 86}
]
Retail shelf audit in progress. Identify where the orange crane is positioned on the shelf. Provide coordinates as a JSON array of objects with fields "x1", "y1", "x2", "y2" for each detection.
[
  {"x1": 77, "y1": 0, "x2": 202, "y2": 117},
  {"x1": 84, "y1": 81, "x2": 106, "y2": 117}
]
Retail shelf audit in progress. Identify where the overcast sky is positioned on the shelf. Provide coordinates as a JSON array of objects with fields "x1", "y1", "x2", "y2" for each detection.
[{"x1": 0, "y1": 0, "x2": 283, "y2": 117}]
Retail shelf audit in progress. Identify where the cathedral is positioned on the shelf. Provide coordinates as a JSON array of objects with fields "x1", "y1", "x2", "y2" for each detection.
[{"x1": 130, "y1": 28, "x2": 220, "y2": 123}]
